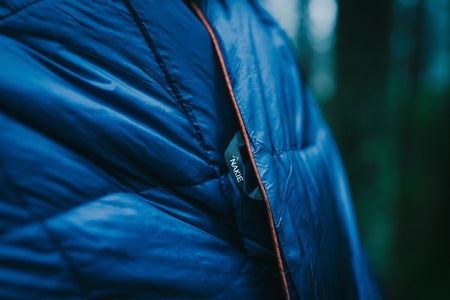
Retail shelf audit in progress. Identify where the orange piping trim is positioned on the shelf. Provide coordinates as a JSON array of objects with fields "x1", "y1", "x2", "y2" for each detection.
[{"x1": 187, "y1": 2, "x2": 290, "y2": 299}]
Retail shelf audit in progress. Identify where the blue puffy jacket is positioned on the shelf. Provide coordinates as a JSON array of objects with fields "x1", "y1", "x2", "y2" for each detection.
[{"x1": 0, "y1": 0, "x2": 380, "y2": 299}]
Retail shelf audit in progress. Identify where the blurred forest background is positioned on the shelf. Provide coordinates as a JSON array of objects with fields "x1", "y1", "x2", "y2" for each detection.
[{"x1": 261, "y1": 0, "x2": 449, "y2": 298}]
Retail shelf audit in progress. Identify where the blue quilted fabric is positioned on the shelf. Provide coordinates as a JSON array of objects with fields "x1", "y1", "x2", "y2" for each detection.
[{"x1": 0, "y1": 0, "x2": 380, "y2": 299}]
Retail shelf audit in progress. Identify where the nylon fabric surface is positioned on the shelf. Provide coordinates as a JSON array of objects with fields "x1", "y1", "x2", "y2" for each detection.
[
  {"x1": 0, "y1": 0, "x2": 380, "y2": 299},
  {"x1": 193, "y1": 1, "x2": 381, "y2": 299}
]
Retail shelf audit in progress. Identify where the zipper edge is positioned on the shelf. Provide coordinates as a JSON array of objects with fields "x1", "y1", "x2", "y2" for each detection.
[{"x1": 186, "y1": 2, "x2": 291, "y2": 299}]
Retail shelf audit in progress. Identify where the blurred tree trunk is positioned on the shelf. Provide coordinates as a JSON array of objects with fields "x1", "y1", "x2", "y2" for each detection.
[
  {"x1": 326, "y1": 0, "x2": 394, "y2": 289},
  {"x1": 327, "y1": 0, "x2": 450, "y2": 298},
  {"x1": 390, "y1": 1, "x2": 450, "y2": 299}
]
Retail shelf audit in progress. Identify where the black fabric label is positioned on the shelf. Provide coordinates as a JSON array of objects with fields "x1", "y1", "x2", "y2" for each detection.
[{"x1": 225, "y1": 131, "x2": 262, "y2": 200}]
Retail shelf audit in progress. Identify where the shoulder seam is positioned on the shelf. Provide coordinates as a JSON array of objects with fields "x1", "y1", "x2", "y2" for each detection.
[{"x1": 122, "y1": 0, "x2": 216, "y2": 169}]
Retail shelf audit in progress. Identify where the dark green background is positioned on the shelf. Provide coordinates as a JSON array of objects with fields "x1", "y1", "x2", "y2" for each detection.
[
  {"x1": 263, "y1": 0, "x2": 449, "y2": 298},
  {"x1": 326, "y1": 1, "x2": 449, "y2": 298}
]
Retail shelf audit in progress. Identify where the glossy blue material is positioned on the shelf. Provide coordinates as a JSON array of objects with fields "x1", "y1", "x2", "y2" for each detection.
[{"x1": 0, "y1": 0, "x2": 379, "y2": 299}]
